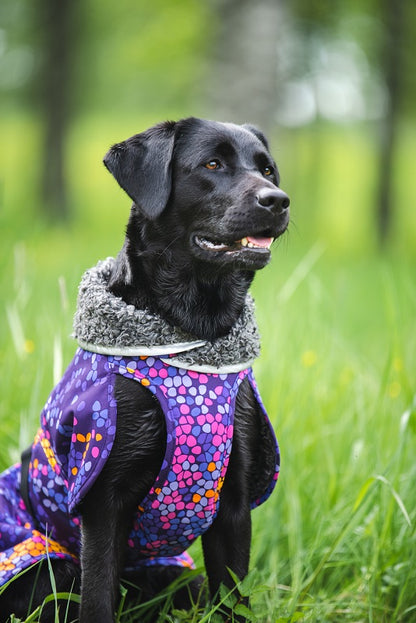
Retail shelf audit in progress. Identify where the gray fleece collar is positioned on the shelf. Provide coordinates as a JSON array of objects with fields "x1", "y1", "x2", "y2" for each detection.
[{"x1": 72, "y1": 258, "x2": 261, "y2": 373}]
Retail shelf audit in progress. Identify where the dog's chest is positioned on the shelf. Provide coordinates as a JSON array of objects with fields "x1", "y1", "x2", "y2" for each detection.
[{"x1": 115, "y1": 354, "x2": 247, "y2": 559}]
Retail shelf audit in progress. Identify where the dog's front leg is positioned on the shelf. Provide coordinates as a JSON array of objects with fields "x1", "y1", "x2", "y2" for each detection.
[
  {"x1": 77, "y1": 377, "x2": 165, "y2": 622},
  {"x1": 79, "y1": 490, "x2": 132, "y2": 623},
  {"x1": 202, "y1": 493, "x2": 251, "y2": 594},
  {"x1": 202, "y1": 448, "x2": 252, "y2": 620}
]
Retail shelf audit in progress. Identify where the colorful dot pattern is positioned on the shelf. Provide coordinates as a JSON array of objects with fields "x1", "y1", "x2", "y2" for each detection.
[
  {"x1": 0, "y1": 464, "x2": 79, "y2": 584},
  {"x1": 0, "y1": 349, "x2": 279, "y2": 585},
  {"x1": 117, "y1": 356, "x2": 241, "y2": 563}
]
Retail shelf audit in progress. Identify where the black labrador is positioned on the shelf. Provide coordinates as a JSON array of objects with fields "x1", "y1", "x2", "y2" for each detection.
[{"x1": 0, "y1": 118, "x2": 289, "y2": 622}]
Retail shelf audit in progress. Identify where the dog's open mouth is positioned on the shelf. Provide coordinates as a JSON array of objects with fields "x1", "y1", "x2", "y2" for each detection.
[{"x1": 194, "y1": 235, "x2": 274, "y2": 254}]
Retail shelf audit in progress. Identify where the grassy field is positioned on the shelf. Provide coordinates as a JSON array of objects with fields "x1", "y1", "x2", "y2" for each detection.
[{"x1": 1, "y1": 115, "x2": 415, "y2": 621}]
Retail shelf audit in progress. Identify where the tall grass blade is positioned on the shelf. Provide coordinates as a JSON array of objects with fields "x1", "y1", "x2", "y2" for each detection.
[
  {"x1": 278, "y1": 242, "x2": 324, "y2": 303},
  {"x1": 353, "y1": 476, "x2": 376, "y2": 513},
  {"x1": 58, "y1": 276, "x2": 69, "y2": 312},
  {"x1": 6, "y1": 304, "x2": 26, "y2": 360},
  {"x1": 374, "y1": 474, "x2": 412, "y2": 529},
  {"x1": 53, "y1": 335, "x2": 63, "y2": 386}
]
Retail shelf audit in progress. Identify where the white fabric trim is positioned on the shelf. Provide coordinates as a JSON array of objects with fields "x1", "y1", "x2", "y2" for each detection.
[
  {"x1": 77, "y1": 339, "x2": 207, "y2": 357},
  {"x1": 160, "y1": 357, "x2": 254, "y2": 374}
]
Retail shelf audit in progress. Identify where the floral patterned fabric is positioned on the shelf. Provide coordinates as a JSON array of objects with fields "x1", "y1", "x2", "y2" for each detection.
[{"x1": 0, "y1": 348, "x2": 279, "y2": 585}]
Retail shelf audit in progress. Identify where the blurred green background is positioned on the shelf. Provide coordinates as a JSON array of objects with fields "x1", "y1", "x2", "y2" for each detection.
[
  {"x1": 1, "y1": 1, "x2": 416, "y2": 621},
  {"x1": 1, "y1": 0, "x2": 415, "y2": 254}
]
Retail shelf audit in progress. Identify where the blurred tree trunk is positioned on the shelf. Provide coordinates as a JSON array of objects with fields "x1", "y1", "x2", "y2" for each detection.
[
  {"x1": 207, "y1": 0, "x2": 281, "y2": 135},
  {"x1": 377, "y1": 0, "x2": 405, "y2": 244},
  {"x1": 38, "y1": 0, "x2": 75, "y2": 221}
]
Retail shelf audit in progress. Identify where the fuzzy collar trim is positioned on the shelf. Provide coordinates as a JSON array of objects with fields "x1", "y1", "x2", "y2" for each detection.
[{"x1": 72, "y1": 258, "x2": 260, "y2": 373}]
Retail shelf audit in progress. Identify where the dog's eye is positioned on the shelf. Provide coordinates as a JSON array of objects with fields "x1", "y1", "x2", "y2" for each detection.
[
  {"x1": 205, "y1": 159, "x2": 221, "y2": 170},
  {"x1": 263, "y1": 165, "x2": 274, "y2": 177}
]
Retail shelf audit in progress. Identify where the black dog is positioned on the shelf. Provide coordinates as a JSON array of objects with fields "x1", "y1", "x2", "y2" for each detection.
[{"x1": 0, "y1": 118, "x2": 289, "y2": 622}]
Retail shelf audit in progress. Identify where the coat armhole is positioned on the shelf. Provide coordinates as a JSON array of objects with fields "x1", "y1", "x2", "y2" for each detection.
[{"x1": 247, "y1": 369, "x2": 280, "y2": 509}]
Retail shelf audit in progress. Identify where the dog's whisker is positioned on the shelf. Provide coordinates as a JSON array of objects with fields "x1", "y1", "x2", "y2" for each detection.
[{"x1": 157, "y1": 234, "x2": 184, "y2": 256}]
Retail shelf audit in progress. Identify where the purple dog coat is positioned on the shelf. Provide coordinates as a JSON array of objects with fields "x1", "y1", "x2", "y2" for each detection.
[
  {"x1": 0, "y1": 349, "x2": 279, "y2": 585},
  {"x1": 0, "y1": 258, "x2": 280, "y2": 586}
]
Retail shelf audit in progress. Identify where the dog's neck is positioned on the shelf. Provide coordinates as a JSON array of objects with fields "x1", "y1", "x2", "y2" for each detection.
[
  {"x1": 73, "y1": 257, "x2": 260, "y2": 370},
  {"x1": 109, "y1": 237, "x2": 255, "y2": 342}
]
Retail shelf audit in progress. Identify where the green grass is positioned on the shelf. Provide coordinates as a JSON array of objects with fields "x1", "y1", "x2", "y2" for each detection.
[{"x1": 1, "y1": 114, "x2": 415, "y2": 621}]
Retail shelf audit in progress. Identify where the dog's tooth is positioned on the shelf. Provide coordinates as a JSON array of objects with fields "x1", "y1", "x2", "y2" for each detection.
[{"x1": 240, "y1": 237, "x2": 249, "y2": 247}]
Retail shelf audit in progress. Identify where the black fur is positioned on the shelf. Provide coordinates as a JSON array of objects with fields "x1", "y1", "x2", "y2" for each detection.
[{"x1": 1, "y1": 118, "x2": 289, "y2": 622}]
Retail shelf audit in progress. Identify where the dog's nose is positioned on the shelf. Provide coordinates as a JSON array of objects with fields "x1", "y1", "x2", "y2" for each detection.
[{"x1": 256, "y1": 188, "x2": 290, "y2": 213}]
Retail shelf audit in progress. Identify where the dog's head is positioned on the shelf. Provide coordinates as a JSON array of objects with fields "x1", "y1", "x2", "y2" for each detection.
[{"x1": 104, "y1": 117, "x2": 289, "y2": 272}]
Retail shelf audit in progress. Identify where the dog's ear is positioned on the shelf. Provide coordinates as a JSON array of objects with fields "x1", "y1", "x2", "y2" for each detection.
[
  {"x1": 242, "y1": 124, "x2": 270, "y2": 151},
  {"x1": 103, "y1": 121, "x2": 176, "y2": 219}
]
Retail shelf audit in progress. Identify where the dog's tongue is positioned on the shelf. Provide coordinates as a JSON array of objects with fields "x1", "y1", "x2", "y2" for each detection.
[{"x1": 247, "y1": 236, "x2": 273, "y2": 249}]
